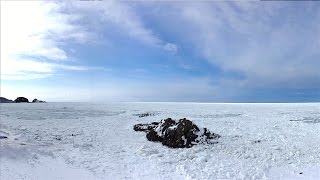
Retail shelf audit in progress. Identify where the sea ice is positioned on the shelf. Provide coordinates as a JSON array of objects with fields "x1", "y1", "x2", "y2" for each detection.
[{"x1": 0, "y1": 102, "x2": 319, "y2": 179}]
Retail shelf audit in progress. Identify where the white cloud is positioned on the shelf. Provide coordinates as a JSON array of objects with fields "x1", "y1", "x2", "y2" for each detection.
[{"x1": 1, "y1": 1, "x2": 92, "y2": 80}]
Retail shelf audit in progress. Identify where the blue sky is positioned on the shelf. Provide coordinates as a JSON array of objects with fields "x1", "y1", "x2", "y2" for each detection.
[{"x1": 1, "y1": 1, "x2": 320, "y2": 102}]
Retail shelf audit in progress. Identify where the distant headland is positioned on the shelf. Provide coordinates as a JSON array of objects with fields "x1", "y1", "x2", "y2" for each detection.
[{"x1": 0, "y1": 97, "x2": 46, "y2": 103}]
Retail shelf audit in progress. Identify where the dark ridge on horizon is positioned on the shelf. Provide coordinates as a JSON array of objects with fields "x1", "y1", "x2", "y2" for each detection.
[{"x1": 0, "y1": 97, "x2": 46, "y2": 103}]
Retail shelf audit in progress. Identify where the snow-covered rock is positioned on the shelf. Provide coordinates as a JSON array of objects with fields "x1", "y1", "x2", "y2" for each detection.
[
  {"x1": 133, "y1": 122, "x2": 159, "y2": 131},
  {"x1": 134, "y1": 118, "x2": 220, "y2": 148}
]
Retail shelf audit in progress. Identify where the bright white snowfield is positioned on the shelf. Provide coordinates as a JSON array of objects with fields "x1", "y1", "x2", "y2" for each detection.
[{"x1": 0, "y1": 103, "x2": 319, "y2": 180}]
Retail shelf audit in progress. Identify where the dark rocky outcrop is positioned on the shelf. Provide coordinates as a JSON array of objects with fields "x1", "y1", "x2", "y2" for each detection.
[
  {"x1": 134, "y1": 118, "x2": 220, "y2": 148},
  {"x1": 14, "y1": 97, "x2": 29, "y2": 103},
  {"x1": 32, "y1": 98, "x2": 46, "y2": 103},
  {"x1": 0, "y1": 97, "x2": 13, "y2": 103}
]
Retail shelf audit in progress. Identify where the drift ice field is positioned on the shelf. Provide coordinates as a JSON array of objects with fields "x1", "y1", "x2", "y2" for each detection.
[{"x1": 0, "y1": 102, "x2": 319, "y2": 179}]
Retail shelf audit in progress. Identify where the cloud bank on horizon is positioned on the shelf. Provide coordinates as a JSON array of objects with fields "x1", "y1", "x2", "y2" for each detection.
[{"x1": 1, "y1": 1, "x2": 319, "y2": 102}]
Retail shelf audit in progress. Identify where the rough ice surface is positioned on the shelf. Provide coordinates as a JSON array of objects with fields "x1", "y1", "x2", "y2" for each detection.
[{"x1": 0, "y1": 102, "x2": 320, "y2": 179}]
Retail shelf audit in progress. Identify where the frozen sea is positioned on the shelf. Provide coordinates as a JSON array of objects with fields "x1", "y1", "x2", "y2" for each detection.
[{"x1": 0, "y1": 102, "x2": 319, "y2": 180}]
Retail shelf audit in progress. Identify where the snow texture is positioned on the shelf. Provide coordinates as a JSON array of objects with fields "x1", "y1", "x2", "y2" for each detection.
[{"x1": 1, "y1": 102, "x2": 320, "y2": 179}]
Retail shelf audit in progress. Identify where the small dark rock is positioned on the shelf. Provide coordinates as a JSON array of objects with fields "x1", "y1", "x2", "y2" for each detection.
[
  {"x1": 0, "y1": 136, "x2": 8, "y2": 139},
  {"x1": 54, "y1": 136, "x2": 62, "y2": 141},
  {"x1": 14, "y1": 97, "x2": 29, "y2": 103}
]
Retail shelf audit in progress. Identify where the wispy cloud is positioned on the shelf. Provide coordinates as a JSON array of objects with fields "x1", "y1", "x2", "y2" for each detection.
[
  {"x1": 69, "y1": 0, "x2": 177, "y2": 52},
  {"x1": 1, "y1": 1, "x2": 93, "y2": 80},
  {"x1": 177, "y1": 2, "x2": 320, "y2": 88}
]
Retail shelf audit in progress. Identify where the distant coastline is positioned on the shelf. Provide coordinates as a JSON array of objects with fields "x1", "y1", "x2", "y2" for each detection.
[{"x1": 0, "y1": 97, "x2": 46, "y2": 103}]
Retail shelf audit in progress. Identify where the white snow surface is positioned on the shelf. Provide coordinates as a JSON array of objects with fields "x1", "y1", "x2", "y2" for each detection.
[{"x1": 0, "y1": 102, "x2": 319, "y2": 180}]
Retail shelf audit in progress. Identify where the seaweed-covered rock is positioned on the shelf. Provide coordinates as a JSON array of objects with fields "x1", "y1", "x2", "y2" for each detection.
[
  {"x1": 134, "y1": 118, "x2": 220, "y2": 148},
  {"x1": 14, "y1": 97, "x2": 29, "y2": 103}
]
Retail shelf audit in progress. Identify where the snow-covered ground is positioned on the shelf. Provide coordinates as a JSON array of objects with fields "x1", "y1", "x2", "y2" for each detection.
[{"x1": 0, "y1": 102, "x2": 319, "y2": 179}]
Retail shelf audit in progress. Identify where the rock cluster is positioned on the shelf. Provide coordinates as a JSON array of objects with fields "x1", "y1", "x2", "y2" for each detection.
[
  {"x1": 0, "y1": 97, "x2": 46, "y2": 103},
  {"x1": 134, "y1": 118, "x2": 220, "y2": 148}
]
